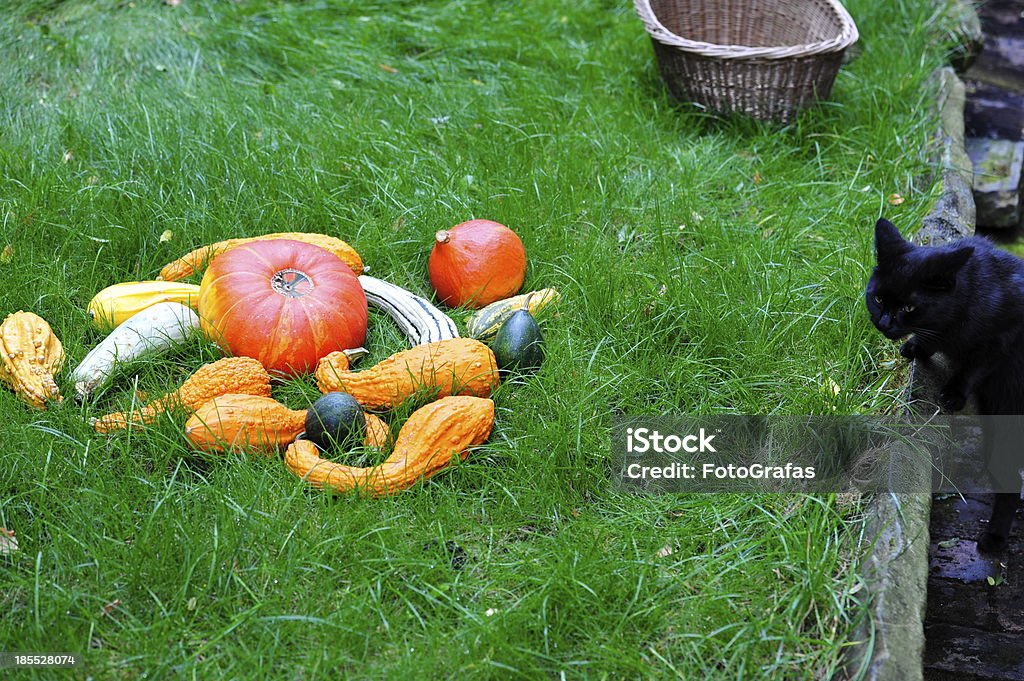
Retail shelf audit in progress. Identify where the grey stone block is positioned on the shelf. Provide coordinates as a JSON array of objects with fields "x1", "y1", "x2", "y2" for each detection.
[
  {"x1": 965, "y1": 80, "x2": 1024, "y2": 141},
  {"x1": 964, "y1": 0, "x2": 1024, "y2": 94},
  {"x1": 966, "y1": 137, "x2": 1024, "y2": 228},
  {"x1": 919, "y1": 68, "x2": 976, "y2": 246}
]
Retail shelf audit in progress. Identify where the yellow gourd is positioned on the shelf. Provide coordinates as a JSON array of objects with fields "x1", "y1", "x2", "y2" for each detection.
[
  {"x1": 158, "y1": 232, "x2": 363, "y2": 281},
  {"x1": 0, "y1": 311, "x2": 64, "y2": 408},
  {"x1": 464, "y1": 288, "x2": 560, "y2": 340},
  {"x1": 87, "y1": 281, "x2": 201, "y2": 329}
]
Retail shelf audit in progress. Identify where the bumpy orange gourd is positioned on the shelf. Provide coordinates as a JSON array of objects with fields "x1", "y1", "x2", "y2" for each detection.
[
  {"x1": 363, "y1": 413, "x2": 391, "y2": 449},
  {"x1": 185, "y1": 394, "x2": 306, "y2": 452},
  {"x1": 158, "y1": 232, "x2": 364, "y2": 281},
  {"x1": 0, "y1": 311, "x2": 64, "y2": 408},
  {"x1": 93, "y1": 356, "x2": 272, "y2": 432},
  {"x1": 285, "y1": 395, "x2": 494, "y2": 496},
  {"x1": 316, "y1": 338, "x2": 499, "y2": 410},
  {"x1": 428, "y1": 219, "x2": 526, "y2": 308},
  {"x1": 184, "y1": 394, "x2": 391, "y2": 453}
]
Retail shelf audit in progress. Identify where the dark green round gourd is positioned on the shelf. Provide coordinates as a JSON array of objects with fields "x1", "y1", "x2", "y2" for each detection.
[
  {"x1": 305, "y1": 392, "x2": 366, "y2": 451},
  {"x1": 491, "y1": 310, "x2": 544, "y2": 374}
]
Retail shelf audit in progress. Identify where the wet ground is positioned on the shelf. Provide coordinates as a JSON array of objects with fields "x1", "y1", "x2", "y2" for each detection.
[{"x1": 923, "y1": 495, "x2": 1024, "y2": 680}]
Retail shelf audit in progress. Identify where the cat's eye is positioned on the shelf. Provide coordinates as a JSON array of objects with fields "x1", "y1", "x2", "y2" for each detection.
[
  {"x1": 873, "y1": 296, "x2": 883, "y2": 304},
  {"x1": 901, "y1": 304, "x2": 915, "y2": 313}
]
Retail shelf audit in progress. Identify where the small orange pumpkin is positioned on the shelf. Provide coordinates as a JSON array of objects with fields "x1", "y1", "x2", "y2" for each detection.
[
  {"x1": 428, "y1": 219, "x2": 526, "y2": 308},
  {"x1": 198, "y1": 239, "x2": 368, "y2": 376}
]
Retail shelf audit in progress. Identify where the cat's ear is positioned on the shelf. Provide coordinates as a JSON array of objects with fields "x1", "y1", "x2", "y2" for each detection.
[
  {"x1": 921, "y1": 245, "x2": 974, "y2": 290},
  {"x1": 930, "y1": 245, "x2": 974, "y2": 273},
  {"x1": 874, "y1": 218, "x2": 912, "y2": 264}
]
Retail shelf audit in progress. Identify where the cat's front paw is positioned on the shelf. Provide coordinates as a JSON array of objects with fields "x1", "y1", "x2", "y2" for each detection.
[
  {"x1": 977, "y1": 530, "x2": 1009, "y2": 554},
  {"x1": 938, "y1": 386, "x2": 966, "y2": 413}
]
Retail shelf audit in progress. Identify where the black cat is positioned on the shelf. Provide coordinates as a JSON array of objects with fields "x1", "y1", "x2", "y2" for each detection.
[{"x1": 865, "y1": 218, "x2": 1024, "y2": 553}]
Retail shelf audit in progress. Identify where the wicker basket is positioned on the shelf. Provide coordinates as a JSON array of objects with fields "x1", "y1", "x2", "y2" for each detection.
[{"x1": 635, "y1": 0, "x2": 859, "y2": 122}]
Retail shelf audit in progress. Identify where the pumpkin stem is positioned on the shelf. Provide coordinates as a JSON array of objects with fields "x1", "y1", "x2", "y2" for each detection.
[
  {"x1": 342, "y1": 346, "x2": 369, "y2": 365},
  {"x1": 435, "y1": 230, "x2": 451, "y2": 245}
]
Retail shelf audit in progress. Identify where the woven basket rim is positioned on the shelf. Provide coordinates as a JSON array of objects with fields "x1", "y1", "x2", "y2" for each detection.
[{"x1": 634, "y1": 0, "x2": 859, "y2": 60}]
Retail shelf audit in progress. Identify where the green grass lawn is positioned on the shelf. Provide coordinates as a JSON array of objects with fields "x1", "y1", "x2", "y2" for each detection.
[{"x1": 1, "y1": 0, "x2": 955, "y2": 677}]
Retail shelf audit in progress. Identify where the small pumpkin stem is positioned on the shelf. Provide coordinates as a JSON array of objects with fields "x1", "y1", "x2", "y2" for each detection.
[
  {"x1": 342, "y1": 346, "x2": 369, "y2": 365},
  {"x1": 435, "y1": 230, "x2": 451, "y2": 245}
]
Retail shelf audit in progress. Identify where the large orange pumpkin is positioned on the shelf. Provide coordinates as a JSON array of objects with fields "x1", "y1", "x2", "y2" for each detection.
[
  {"x1": 198, "y1": 239, "x2": 368, "y2": 376},
  {"x1": 428, "y1": 219, "x2": 527, "y2": 308}
]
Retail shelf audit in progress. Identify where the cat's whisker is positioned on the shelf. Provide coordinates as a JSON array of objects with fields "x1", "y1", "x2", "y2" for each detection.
[{"x1": 908, "y1": 327, "x2": 941, "y2": 343}]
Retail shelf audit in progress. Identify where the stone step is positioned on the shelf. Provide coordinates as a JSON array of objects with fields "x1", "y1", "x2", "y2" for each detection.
[
  {"x1": 964, "y1": 0, "x2": 1024, "y2": 94},
  {"x1": 927, "y1": 579, "x2": 1024, "y2": 634},
  {"x1": 924, "y1": 623, "x2": 1024, "y2": 680},
  {"x1": 977, "y1": 0, "x2": 1024, "y2": 30},
  {"x1": 965, "y1": 81, "x2": 1024, "y2": 140},
  {"x1": 966, "y1": 137, "x2": 1024, "y2": 229}
]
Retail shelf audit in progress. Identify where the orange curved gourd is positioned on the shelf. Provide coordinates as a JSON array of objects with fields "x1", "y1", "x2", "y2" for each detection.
[
  {"x1": 185, "y1": 394, "x2": 306, "y2": 452},
  {"x1": 315, "y1": 338, "x2": 499, "y2": 410},
  {"x1": 184, "y1": 394, "x2": 391, "y2": 453},
  {"x1": 93, "y1": 356, "x2": 272, "y2": 433},
  {"x1": 285, "y1": 395, "x2": 494, "y2": 496}
]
